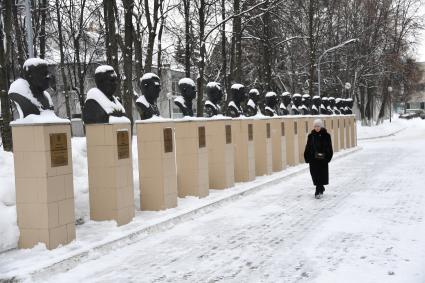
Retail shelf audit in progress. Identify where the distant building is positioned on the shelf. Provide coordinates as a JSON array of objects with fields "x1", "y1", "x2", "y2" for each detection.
[{"x1": 406, "y1": 62, "x2": 425, "y2": 110}]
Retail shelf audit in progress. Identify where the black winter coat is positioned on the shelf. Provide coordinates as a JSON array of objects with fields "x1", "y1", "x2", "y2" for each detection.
[{"x1": 304, "y1": 128, "x2": 333, "y2": 186}]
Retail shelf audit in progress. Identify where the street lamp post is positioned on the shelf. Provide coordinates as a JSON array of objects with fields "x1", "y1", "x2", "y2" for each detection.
[
  {"x1": 317, "y1": 38, "x2": 359, "y2": 98},
  {"x1": 388, "y1": 86, "x2": 393, "y2": 123}
]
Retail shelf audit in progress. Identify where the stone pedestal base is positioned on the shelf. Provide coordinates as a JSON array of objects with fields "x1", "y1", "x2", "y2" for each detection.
[
  {"x1": 206, "y1": 120, "x2": 235, "y2": 189},
  {"x1": 253, "y1": 119, "x2": 272, "y2": 176},
  {"x1": 86, "y1": 123, "x2": 134, "y2": 226},
  {"x1": 332, "y1": 116, "x2": 340, "y2": 152},
  {"x1": 232, "y1": 120, "x2": 256, "y2": 182},
  {"x1": 270, "y1": 118, "x2": 287, "y2": 172},
  {"x1": 175, "y1": 120, "x2": 209, "y2": 198},
  {"x1": 339, "y1": 117, "x2": 346, "y2": 150},
  {"x1": 137, "y1": 121, "x2": 177, "y2": 211},
  {"x1": 351, "y1": 116, "x2": 357, "y2": 147},
  {"x1": 284, "y1": 118, "x2": 299, "y2": 166},
  {"x1": 297, "y1": 117, "x2": 308, "y2": 164},
  {"x1": 12, "y1": 123, "x2": 75, "y2": 249}
]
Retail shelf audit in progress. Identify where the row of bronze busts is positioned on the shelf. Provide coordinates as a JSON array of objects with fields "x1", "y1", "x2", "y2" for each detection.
[
  {"x1": 8, "y1": 60, "x2": 353, "y2": 123},
  {"x1": 175, "y1": 80, "x2": 354, "y2": 118}
]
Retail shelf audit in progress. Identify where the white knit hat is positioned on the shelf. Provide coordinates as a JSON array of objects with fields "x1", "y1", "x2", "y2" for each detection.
[{"x1": 313, "y1": 119, "x2": 323, "y2": 128}]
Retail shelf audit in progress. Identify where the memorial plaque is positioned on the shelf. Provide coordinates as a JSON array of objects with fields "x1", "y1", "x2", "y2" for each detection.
[
  {"x1": 344, "y1": 120, "x2": 346, "y2": 127},
  {"x1": 163, "y1": 128, "x2": 173, "y2": 153},
  {"x1": 338, "y1": 120, "x2": 340, "y2": 128},
  {"x1": 198, "y1": 126, "x2": 206, "y2": 148},
  {"x1": 266, "y1": 123, "x2": 271, "y2": 139},
  {"x1": 225, "y1": 125, "x2": 232, "y2": 144},
  {"x1": 281, "y1": 122, "x2": 285, "y2": 136},
  {"x1": 305, "y1": 121, "x2": 308, "y2": 133},
  {"x1": 331, "y1": 120, "x2": 334, "y2": 129},
  {"x1": 294, "y1": 122, "x2": 298, "y2": 135},
  {"x1": 50, "y1": 133, "x2": 68, "y2": 167},
  {"x1": 248, "y1": 124, "x2": 253, "y2": 141},
  {"x1": 117, "y1": 130, "x2": 130, "y2": 159}
]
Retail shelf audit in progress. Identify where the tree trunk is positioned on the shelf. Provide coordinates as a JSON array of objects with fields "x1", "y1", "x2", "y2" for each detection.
[
  {"x1": 232, "y1": 0, "x2": 242, "y2": 82},
  {"x1": 197, "y1": 0, "x2": 206, "y2": 117},
  {"x1": 39, "y1": 0, "x2": 48, "y2": 59},
  {"x1": 221, "y1": 0, "x2": 227, "y2": 92},
  {"x1": 55, "y1": 0, "x2": 71, "y2": 120},
  {"x1": 123, "y1": 0, "x2": 134, "y2": 124},
  {"x1": 183, "y1": 0, "x2": 191, "y2": 77},
  {"x1": 0, "y1": 0, "x2": 13, "y2": 151},
  {"x1": 262, "y1": 0, "x2": 272, "y2": 90},
  {"x1": 308, "y1": 0, "x2": 315, "y2": 96},
  {"x1": 12, "y1": 2, "x2": 25, "y2": 70}
]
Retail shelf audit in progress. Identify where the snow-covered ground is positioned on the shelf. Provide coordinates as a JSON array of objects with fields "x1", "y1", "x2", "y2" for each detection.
[{"x1": 1, "y1": 116, "x2": 425, "y2": 282}]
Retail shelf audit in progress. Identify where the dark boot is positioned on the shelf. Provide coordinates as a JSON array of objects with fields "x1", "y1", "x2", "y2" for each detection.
[
  {"x1": 320, "y1": 185, "x2": 325, "y2": 194},
  {"x1": 315, "y1": 186, "x2": 321, "y2": 198}
]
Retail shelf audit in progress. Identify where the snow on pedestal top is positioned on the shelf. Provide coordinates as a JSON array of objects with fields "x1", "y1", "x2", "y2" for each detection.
[
  {"x1": 11, "y1": 110, "x2": 69, "y2": 125},
  {"x1": 23, "y1": 58, "x2": 48, "y2": 70},
  {"x1": 178, "y1": 78, "x2": 195, "y2": 87}
]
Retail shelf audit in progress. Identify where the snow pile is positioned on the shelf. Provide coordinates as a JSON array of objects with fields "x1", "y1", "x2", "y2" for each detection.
[
  {"x1": 136, "y1": 94, "x2": 150, "y2": 108},
  {"x1": 174, "y1": 96, "x2": 186, "y2": 107},
  {"x1": 357, "y1": 116, "x2": 424, "y2": 140},
  {"x1": 94, "y1": 65, "x2": 116, "y2": 75},
  {"x1": 23, "y1": 58, "x2": 48, "y2": 70},
  {"x1": 0, "y1": 150, "x2": 18, "y2": 252},
  {"x1": 11, "y1": 110, "x2": 69, "y2": 125},
  {"x1": 247, "y1": 99, "x2": 256, "y2": 108},
  {"x1": 86, "y1": 88, "x2": 125, "y2": 115},
  {"x1": 8, "y1": 78, "x2": 53, "y2": 110},
  {"x1": 178, "y1": 78, "x2": 195, "y2": 87}
]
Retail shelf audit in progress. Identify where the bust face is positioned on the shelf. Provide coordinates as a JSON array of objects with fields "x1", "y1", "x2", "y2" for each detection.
[
  {"x1": 248, "y1": 89, "x2": 260, "y2": 102},
  {"x1": 312, "y1": 97, "x2": 321, "y2": 107},
  {"x1": 207, "y1": 86, "x2": 223, "y2": 104},
  {"x1": 281, "y1": 95, "x2": 291, "y2": 105},
  {"x1": 27, "y1": 64, "x2": 50, "y2": 93},
  {"x1": 96, "y1": 71, "x2": 118, "y2": 98},
  {"x1": 141, "y1": 77, "x2": 161, "y2": 104},
  {"x1": 232, "y1": 88, "x2": 246, "y2": 104},
  {"x1": 292, "y1": 96, "x2": 302, "y2": 106},
  {"x1": 265, "y1": 96, "x2": 277, "y2": 108},
  {"x1": 180, "y1": 84, "x2": 197, "y2": 101}
]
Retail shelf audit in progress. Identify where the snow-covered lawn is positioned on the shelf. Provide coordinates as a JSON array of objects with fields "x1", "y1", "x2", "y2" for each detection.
[{"x1": 1, "y1": 116, "x2": 424, "y2": 282}]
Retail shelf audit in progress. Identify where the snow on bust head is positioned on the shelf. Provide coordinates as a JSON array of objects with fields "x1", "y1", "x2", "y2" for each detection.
[
  {"x1": 95, "y1": 65, "x2": 116, "y2": 76},
  {"x1": 23, "y1": 58, "x2": 48, "y2": 71},
  {"x1": 231, "y1": 83, "x2": 244, "y2": 90},
  {"x1": 265, "y1": 91, "x2": 277, "y2": 97},
  {"x1": 178, "y1": 78, "x2": 195, "y2": 87},
  {"x1": 140, "y1": 73, "x2": 160, "y2": 84},
  {"x1": 206, "y1": 82, "x2": 221, "y2": 90}
]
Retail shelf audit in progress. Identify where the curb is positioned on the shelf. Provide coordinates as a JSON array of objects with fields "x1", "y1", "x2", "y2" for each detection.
[
  {"x1": 358, "y1": 127, "x2": 406, "y2": 141},
  {"x1": 2, "y1": 147, "x2": 362, "y2": 282}
]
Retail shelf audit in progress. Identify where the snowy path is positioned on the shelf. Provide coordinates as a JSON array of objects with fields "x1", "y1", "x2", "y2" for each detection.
[{"x1": 38, "y1": 124, "x2": 425, "y2": 283}]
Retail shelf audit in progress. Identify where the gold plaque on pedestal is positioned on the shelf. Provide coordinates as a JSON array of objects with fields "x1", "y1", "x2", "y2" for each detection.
[
  {"x1": 294, "y1": 122, "x2": 298, "y2": 135},
  {"x1": 225, "y1": 125, "x2": 232, "y2": 144},
  {"x1": 117, "y1": 130, "x2": 130, "y2": 159},
  {"x1": 198, "y1": 126, "x2": 206, "y2": 148},
  {"x1": 164, "y1": 128, "x2": 173, "y2": 153},
  {"x1": 281, "y1": 122, "x2": 285, "y2": 136},
  {"x1": 248, "y1": 124, "x2": 253, "y2": 141},
  {"x1": 50, "y1": 133, "x2": 68, "y2": 167},
  {"x1": 266, "y1": 123, "x2": 271, "y2": 138}
]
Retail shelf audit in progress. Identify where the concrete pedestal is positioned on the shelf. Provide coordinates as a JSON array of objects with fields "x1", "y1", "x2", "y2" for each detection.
[
  {"x1": 340, "y1": 117, "x2": 346, "y2": 150},
  {"x1": 232, "y1": 120, "x2": 256, "y2": 182},
  {"x1": 270, "y1": 118, "x2": 287, "y2": 172},
  {"x1": 253, "y1": 119, "x2": 272, "y2": 176},
  {"x1": 332, "y1": 116, "x2": 340, "y2": 152},
  {"x1": 86, "y1": 123, "x2": 135, "y2": 226},
  {"x1": 297, "y1": 117, "x2": 308, "y2": 164},
  {"x1": 206, "y1": 120, "x2": 235, "y2": 189},
  {"x1": 175, "y1": 120, "x2": 209, "y2": 198},
  {"x1": 284, "y1": 118, "x2": 299, "y2": 166},
  {"x1": 12, "y1": 123, "x2": 75, "y2": 249},
  {"x1": 345, "y1": 117, "x2": 351, "y2": 148},
  {"x1": 351, "y1": 116, "x2": 357, "y2": 147},
  {"x1": 136, "y1": 121, "x2": 177, "y2": 211}
]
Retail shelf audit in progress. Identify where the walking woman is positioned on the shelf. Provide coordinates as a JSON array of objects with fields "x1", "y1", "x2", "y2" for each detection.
[{"x1": 304, "y1": 119, "x2": 333, "y2": 199}]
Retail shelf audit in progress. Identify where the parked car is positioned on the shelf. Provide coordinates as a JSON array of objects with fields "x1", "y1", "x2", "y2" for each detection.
[{"x1": 399, "y1": 109, "x2": 425, "y2": 120}]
